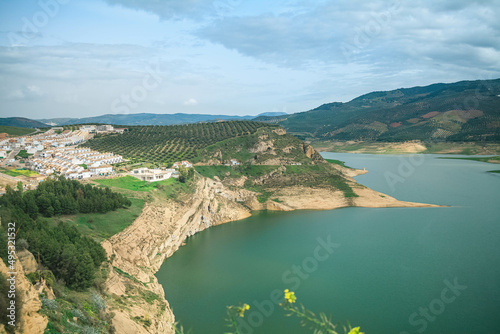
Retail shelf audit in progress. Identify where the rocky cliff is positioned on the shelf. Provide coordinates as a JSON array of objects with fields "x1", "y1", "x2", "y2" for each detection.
[{"x1": 0, "y1": 251, "x2": 49, "y2": 334}]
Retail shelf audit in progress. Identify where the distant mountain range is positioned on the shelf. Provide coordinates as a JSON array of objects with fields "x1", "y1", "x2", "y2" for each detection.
[
  {"x1": 37, "y1": 112, "x2": 288, "y2": 126},
  {"x1": 3, "y1": 79, "x2": 500, "y2": 143},
  {"x1": 0, "y1": 117, "x2": 48, "y2": 128},
  {"x1": 256, "y1": 79, "x2": 500, "y2": 142}
]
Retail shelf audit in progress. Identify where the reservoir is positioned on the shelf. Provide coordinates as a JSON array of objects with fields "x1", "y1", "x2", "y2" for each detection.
[{"x1": 156, "y1": 153, "x2": 500, "y2": 334}]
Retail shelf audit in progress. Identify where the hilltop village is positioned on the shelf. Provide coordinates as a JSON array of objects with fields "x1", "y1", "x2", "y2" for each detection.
[{"x1": 0, "y1": 125, "x2": 191, "y2": 193}]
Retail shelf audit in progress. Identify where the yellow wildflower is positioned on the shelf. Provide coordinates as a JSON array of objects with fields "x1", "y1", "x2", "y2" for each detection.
[
  {"x1": 284, "y1": 289, "x2": 297, "y2": 303},
  {"x1": 348, "y1": 327, "x2": 364, "y2": 334},
  {"x1": 237, "y1": 304, "x2": 250, "y2": 317}
]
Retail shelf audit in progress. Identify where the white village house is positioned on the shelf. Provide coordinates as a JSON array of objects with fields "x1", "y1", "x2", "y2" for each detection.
[{"x1": 130, "y1": 167, "x2": 175, "y2": 182}]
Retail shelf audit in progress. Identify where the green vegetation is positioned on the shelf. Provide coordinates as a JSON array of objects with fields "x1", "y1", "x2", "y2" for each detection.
[
  {"x1": 81, "y1": 121, "x2": 268, "y2": 165},
  {"x1": 95, "y1": 175, "x2": 190, "y2": 195},
  {"x1": 325, "y1": 158, "x2": 352, "y2": 168},
  {"x1": 15, "y1": 150, "x2": 32, "y2": 159},
  {"x1": 26, "y1": 270, "x2": 56, "y2": 288},
  {"x1": 175, "y1": 289, "x2": 362, "y2": 334},
  {"x1": 178, "y1": 166, "x2": 195, "y2": 183},
  {"x1": 0, "y1": 177, "x2": 131, "y2": 290},
  {"x1": 0, "y1": 125, "x2": 35, "y2": 136},
  {"x1": 197, "y1": 163, "x2": 358, "y2": 199},
  {"x1": 488, "y1": 170, "x2": 500, "y2": 173},
  {"x1": 196, "y1": 165, "x2": 278, "y2": 180},
  {"x1": 0, "y1": 167, "x2": 40, "y2": 177},
  {"x1": 39, "y1": 283, "x2": 114, "y2": 333},
  {"x1": 257, "y1": 78, "x2": 500, "y2": 143},
  {"x1": 53, "y1": 198, "x2": 144, "y2": 241},
  {"x1": 196, "y1": 126, "x2": 322, "y2": 166},
  {"x1": 0, "y1": 176, "x2": 131, "y2": 218},
  {"x1": 284, "y1": 164, "x2": 358, "y2": 197},
  {"x1": 113, "y1": 266, "x2": 142, "y2": 285},
  {"x1": 95, "y1": 175, "x2": 165, "y2": 192}
]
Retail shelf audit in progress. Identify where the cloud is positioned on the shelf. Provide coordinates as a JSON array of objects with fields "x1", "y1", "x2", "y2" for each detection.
[
  {"x1": 8, "y1": 85, "x2": 43, "y2": 100},
  {"x1": 183, "y1": 98, "x2": 198, "y2": 106},
  {"x1": 198, "y1": 0, "x2": 500, "y2": 72},
  {"x1": 103, "y1": 0, "x2": 222, "y2": 20}
]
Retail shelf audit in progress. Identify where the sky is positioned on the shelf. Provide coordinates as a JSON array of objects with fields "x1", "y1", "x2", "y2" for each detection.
[{"x1": 0, "y1": 0, "x2": 499, "y2": 120}]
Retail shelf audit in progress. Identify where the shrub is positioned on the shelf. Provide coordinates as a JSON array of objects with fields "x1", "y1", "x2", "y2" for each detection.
[{"x1": 16, "y1": 238, "x2": 29, "y2": 251}]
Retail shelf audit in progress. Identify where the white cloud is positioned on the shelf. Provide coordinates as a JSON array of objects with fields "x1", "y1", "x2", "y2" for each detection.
[
  {"x1": 198, "y1": 0, "x2": 500, "y2": 72},
  {"x1": 183, "y1": 98, "x2": 198, "y2": 106},
  {"x1": 8, "y1": 85, "x2": 43, "y2": 100},
  {"x1": 104, "y1": 0, "x2": 217, "y2": 20}
]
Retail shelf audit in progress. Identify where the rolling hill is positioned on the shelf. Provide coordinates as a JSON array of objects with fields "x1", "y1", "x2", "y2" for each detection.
[
  {"x1": 0, "y1": 125, "x2": 37, "y2": 137},
  {"x1": 0, "y1": 117, "x2": 47, "y2": 128},
  {"x1": 80, "y1": 121, "x2": 269, "y2": 164},
  {"x1": 38, "y1": 112, "x2": 287, "y2": 126},
  {"x1": 255, "y1": 79, "x2": 500, "y2": 142}
]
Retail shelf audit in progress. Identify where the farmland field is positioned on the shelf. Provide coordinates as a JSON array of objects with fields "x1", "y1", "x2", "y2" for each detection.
[{"x1": 81, "y1": 121, "x2": 269, "y2": 164}]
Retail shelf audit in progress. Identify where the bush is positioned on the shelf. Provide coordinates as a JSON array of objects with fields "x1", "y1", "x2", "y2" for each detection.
[
  {"x1": 41, "y1": 297, "x2": 58, "y2": 311},
  {"x1": 91, "y1": 292, "x2": 106, "y2": 310},
  {"x1": 72, "y1": 308, "x2": 86, "y2": 322},
  {"x1": 16, "y1": 238, "x2": 29, "y2": 251}
]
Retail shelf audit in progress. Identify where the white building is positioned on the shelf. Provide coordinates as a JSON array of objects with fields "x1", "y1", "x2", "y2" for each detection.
[
  {"x1": 130, "y1": 167, "x2": 173, "y2": 182},
  {"x1": 96, "y1": 125, "x2": 114, "y2": 132},
  {"x1": 80, "y1": 125, "x2": 96, "y2": 132},
  {"x1": 89, "y1": 165, "x2": 113, "y2": 176}
]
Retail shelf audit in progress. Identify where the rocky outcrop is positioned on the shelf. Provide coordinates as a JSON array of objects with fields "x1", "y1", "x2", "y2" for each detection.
[
  {"x1": 17, "y1": 250, "x2": 37, "y2": 274},
  {"x1": 0, "y1": 253, "x2": 48, "y2": 334},
  {"x1": 302, "y1": 143, "x2": 325, "y2": 163}
]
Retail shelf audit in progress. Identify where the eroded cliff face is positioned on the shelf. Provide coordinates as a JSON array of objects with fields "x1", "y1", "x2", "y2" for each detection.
[
  {"x1": 102, "y1": 177, "x2": 254, "y2": 334},
  {"x1": 0, "y1": 252, "x2": 48, "y2": 334}
]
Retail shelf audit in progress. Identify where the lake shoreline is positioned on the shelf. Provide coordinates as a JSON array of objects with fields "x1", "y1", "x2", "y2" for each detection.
[
  {"x1": 100, "y1": 162, "x2": 443, "y2": 334},
  {"x1": 311, "y1": 140, "x2": 500, "y2": 155}
]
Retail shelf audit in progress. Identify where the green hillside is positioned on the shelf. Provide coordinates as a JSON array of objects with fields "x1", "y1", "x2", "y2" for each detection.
[
  {"x1": 195, "y1": 126, "x2": 358, "y2": 198},
  {"x1": 80, "y1": 121, "x2": 270, "y2": 164},
  {"x1": 195, "y1": 126, "x2": 324, "y2": 165},
  {"x1": 0, "y1": 117, "x2": 47, "y2": 128},
  {"x1": 256, "y1": 79, "x2": 500, "y2": 142},
  {"x1": 0, "y1": 125, "x2": 37, "y2": 136}
]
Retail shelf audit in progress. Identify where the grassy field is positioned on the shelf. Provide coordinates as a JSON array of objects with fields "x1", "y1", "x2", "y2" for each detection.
[
  {"x1": 95, "y1": 175, "x2": 177, "y2": 192},
  {"x1": 15, "y1": 150, "x2": 32, "y2": 159},
  {"x1": 0, "y1": 167, "x2": 40, "y2": 177},
  {"x1": 0, "y1": 125, "x2": 35, "y2": 136},
  {"x1": 95, "y1": 174, "x2": 191, "y2": 200},
  {"x1": 52, "y1": 198, "x2": 144, "y2": 241}
]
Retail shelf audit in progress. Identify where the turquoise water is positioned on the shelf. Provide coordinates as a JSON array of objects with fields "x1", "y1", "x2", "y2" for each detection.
[{"x1": 156, "y1": 154, "x2": 500, "y2": 334}]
